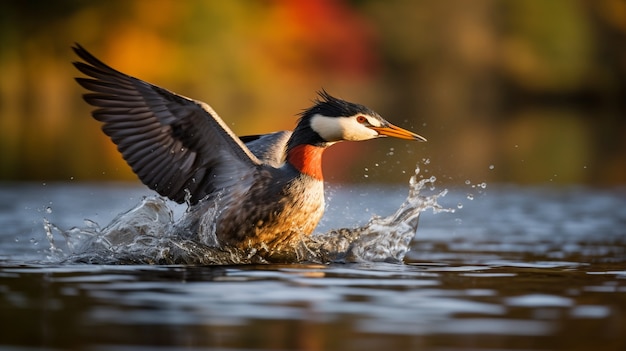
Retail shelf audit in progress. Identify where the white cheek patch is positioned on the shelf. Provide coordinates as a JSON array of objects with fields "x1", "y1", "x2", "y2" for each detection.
[
  {"x1": 311, "y1": 114, "x2": 380, "y2": 142},
  {"x1": 339, "y1": 118, "x2": 379, "y2": 141},
  {"x1": 310, "y1": 114, "x2": 344, "y2": 141}
]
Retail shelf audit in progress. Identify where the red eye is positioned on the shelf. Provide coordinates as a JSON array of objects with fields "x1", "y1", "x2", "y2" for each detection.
[{"x1": 356, "y1": 115, "x2": 367, "y2": 123}]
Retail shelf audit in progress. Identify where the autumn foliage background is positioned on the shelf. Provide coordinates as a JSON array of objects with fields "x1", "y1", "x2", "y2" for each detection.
[{"x1": 0, "y1": 0, "x2": 624, "y2": 185}]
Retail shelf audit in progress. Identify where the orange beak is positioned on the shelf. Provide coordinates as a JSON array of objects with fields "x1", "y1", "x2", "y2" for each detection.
[{"x1": 371, "y1": 123, "x2": 427, "y2": 141}]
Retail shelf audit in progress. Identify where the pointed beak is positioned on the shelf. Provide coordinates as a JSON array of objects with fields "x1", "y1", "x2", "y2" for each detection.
[{"x1": 371, "y1": 123, "x2": 427, "y2": 142}]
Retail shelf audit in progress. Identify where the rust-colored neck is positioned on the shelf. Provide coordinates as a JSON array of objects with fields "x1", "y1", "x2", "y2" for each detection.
[{"x1": 286, "y1": 144, "x2": 325, "y2": 180}]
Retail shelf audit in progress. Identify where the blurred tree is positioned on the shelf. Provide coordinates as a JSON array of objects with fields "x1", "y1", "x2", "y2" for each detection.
[
  {"x1": 0, "y1": 0, "x2": 624, "y2": 184},
  {"x1": 0, "y1": 0, "x2": 379, "y2": 181}
]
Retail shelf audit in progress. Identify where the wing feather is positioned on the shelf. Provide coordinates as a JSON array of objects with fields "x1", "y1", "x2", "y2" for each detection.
[
  {"x1": 73, "y1": 44, "x2": 261, "y2": 204},
  {"x1": 242, "y1": 131, "x2": 292, "y2": 167}
]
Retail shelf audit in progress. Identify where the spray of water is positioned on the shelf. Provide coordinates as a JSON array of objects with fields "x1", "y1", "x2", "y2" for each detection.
[{"x1": 44, "y1": 165, "x2": 451, "y2": 264}]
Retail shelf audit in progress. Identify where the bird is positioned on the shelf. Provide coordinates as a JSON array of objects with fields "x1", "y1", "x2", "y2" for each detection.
[{"x1": 72, "y1": 43, "x2": 426, "y2": 258}]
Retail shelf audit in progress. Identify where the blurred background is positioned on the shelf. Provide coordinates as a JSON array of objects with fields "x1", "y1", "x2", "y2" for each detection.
[{"x1": 0, "y1": 0, "x2": 624, "y2": 185}]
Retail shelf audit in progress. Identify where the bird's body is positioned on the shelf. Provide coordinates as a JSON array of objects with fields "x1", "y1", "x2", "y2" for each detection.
[{"x1": 73, "y1": 44, "x2": 425, "y2": 255}]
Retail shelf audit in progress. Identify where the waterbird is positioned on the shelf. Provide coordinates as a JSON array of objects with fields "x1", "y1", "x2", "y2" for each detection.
[{"x1": 72, "y1": 44, "x2": 426, "y2": 256}]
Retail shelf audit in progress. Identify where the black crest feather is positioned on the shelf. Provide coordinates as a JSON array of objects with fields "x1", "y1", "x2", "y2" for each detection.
[{"x1": 300, "y1": 89, "x2": 378, "y2": 119}]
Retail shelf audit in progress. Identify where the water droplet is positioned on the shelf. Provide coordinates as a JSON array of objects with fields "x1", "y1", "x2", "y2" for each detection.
[
  {"x1": 429, "y1": 176, "x2": 437, "y2": 182},
  {"x1": 479, "y1": 182, "x2": 487, "y2": 189},
  {"x1": 363, "y1": 174, "x2": 369, "y2": 178},
  {"x1": 457, "y1": 203, "x2": 464, "y2": 209},
  {"x1": 45, "y1": 207, "x2": 52, "y2": 214},
  {"x1": 466, "y1": 194, "x2": 474, "y2": 200},
  {"x1": 422, "y1": 158, "x2": 431, "y2": 165},
  {"x1": 374, "y1": 163, "x2": 379, "y2": 167},
  {"x1": 489, "y1": 165, "x2": 495, "y2": 170},
  {"x1": 465, "y1": 180, "x2": 471, "y2": 185}
]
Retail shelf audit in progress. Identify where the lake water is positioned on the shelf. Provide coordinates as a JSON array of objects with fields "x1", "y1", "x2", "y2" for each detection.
[{"x1": 1, "y1": 174, "x2": 625, "y2": 350}]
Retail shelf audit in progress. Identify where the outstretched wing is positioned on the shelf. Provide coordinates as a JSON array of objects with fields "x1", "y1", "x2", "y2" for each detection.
[{"x1": 73, "y1": 44, "x2": 261, "y2": 204}]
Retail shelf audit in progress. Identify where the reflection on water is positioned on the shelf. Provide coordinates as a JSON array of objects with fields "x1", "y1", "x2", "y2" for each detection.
[
  {"x1": 1, "y1": 262, "x2": 625, "y2": 350},
  {"x1": 0, "y1": 179, "x2": 625, "y2": 350}
]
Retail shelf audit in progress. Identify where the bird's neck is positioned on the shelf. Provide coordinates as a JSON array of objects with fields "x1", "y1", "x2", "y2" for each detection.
[{"x1": 286, "y1": 144, "x2": 325, "y2": 181}]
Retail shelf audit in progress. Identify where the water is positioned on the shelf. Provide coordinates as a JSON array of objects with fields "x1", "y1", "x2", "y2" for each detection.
[
  {"x1": 1, "y1": 172, "x2": 626, "y2": 350},
  {"x1": 37, "y1": 169, "x2": 443, "y2": 265}
]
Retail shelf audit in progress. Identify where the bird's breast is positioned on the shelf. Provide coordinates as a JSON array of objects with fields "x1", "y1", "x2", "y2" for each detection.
[{"x1": 217, "y1": 170, "x2": 325, "y2": 252}]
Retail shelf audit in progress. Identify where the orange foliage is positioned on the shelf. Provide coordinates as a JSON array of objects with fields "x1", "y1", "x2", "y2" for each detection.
[
  {"x1": 266, "y1": 0, "x2": 378, "y2": 77},
  {"x1": 0, "y1": 0, "x2": 624, "y2": 184}
]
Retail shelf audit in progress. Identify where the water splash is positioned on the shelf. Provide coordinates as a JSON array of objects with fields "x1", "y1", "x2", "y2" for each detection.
[
  {"x1": 45, "y1": 165, "x2": 451, "y2": 265},
  {"x1": 304, "y1": 167, "x2": 452, "y2": 263}
]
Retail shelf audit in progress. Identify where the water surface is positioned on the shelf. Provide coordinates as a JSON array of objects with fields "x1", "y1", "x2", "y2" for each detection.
[{"x1": 1, "y1": 178, "x2": 625, "y2": 350}]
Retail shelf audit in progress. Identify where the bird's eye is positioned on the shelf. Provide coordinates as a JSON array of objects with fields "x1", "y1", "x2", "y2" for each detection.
[{"x1": 356, "y1": 115, "x2": 367, "y2": 124}]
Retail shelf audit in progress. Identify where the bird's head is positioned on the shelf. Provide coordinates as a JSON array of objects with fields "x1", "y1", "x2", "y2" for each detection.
[{"x1": 290, "y1": 91, "x2": 426, "y2": 148}]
